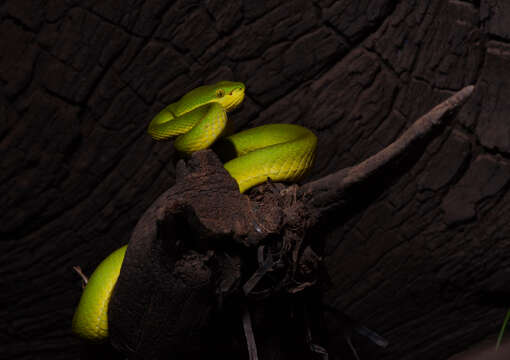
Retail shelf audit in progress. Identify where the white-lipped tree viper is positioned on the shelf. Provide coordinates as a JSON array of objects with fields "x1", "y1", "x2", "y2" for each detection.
[{"x1": 72, "y1": 81, "x2": 317, "y2": 341}]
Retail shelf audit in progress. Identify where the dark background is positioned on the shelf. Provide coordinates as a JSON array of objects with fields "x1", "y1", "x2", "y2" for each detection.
[{"x1": 2, "y1": 0, "x2": 510, "y2": 359}]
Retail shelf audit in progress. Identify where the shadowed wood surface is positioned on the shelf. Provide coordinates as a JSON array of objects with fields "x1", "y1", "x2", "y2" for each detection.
[{"x1": 2, "y1": 0, "x2": 510, "y2": 359}]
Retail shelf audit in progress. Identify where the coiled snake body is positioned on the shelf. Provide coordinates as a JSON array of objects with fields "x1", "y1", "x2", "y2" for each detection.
[{"x1": 72, "y1": 81, "x2": 317, "y2": 341}]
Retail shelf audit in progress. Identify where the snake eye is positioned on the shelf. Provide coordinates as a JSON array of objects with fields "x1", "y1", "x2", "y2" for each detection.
[{"x1": 216, "y1": 89, "x2": 225, "y2": 98}]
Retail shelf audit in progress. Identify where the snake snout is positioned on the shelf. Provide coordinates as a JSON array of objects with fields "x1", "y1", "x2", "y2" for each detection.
[{"x1": 231, "y1": 83, "x2": 246, "y2": 95}]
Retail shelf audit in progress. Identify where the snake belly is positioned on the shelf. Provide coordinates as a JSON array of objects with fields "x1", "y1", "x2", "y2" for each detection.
[{"x1": 72, "y1": 81, "x2": 317, "y2": 341}]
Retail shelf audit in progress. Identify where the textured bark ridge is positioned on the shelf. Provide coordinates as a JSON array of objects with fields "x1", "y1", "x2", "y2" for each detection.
[{"x1": 108, "y1": 88, "x2": 473, "y2": 359}]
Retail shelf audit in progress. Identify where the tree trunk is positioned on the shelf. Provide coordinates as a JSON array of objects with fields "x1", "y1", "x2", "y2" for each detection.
[{"x1": 2, "y1": 1, "x2": 509, "y2": 360}]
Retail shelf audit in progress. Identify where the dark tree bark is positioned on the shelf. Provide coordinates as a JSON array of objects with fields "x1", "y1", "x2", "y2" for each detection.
[{"x1": 1, "y1": 1, "x2": 510, "y2": 360}]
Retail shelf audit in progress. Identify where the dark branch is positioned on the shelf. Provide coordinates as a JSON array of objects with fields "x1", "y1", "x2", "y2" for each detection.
[{"x1": 299, "y1": 85, "x2": 475, "y2": 214}]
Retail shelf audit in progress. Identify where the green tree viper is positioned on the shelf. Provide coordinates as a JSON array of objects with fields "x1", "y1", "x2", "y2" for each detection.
[{"x1": 72, "y1": 81, "x2": 317, "y2": 341}]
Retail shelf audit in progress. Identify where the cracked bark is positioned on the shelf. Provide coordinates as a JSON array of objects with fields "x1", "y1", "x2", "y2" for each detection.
[{"x1": 3, "y1": 0, "x2": 510, "y2": 359}]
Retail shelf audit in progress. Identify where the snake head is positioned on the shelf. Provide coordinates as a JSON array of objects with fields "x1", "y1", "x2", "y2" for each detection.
[
  {"x1": 175, "y1": 81, "x2": 245, "y2": 114},
  {"x1": 211, "y1": 81, "x2": 246, "y2": 112}
]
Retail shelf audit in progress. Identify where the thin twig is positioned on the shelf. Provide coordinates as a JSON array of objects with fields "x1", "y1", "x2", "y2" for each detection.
[
  {"x1": 242, "y1": 307, "x2": 259, "y2": 360},
  {"x1": 243, "y1": 246, "x2": 274, "y2": 295},
  {"x1": 73, "y1": 266, "x2": 88, "y2": 289},
  {"x1": 304, "y1": 304, "x2": 329, "y2": 360}
]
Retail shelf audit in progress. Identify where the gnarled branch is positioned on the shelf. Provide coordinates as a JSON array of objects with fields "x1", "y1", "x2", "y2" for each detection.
[{"x1": 299, "y1": 85, "x2": 474, "y2": 215}]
